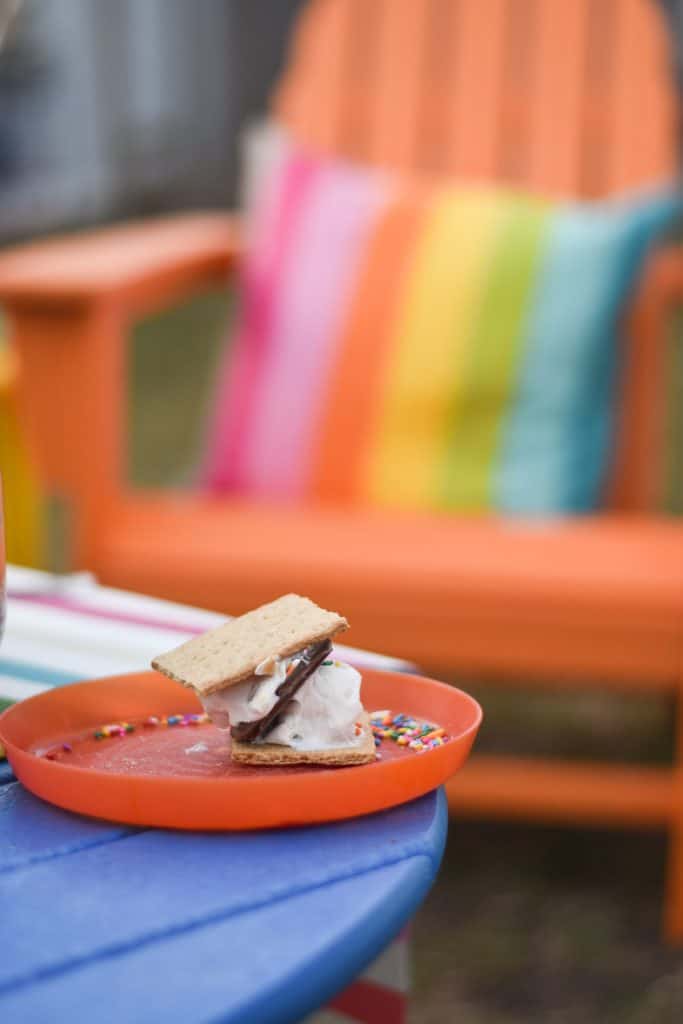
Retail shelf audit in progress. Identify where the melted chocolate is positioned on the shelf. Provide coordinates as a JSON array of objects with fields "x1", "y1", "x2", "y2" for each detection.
[{"x1": 230, "y1": 639, "x2": 332, "y2": 743}]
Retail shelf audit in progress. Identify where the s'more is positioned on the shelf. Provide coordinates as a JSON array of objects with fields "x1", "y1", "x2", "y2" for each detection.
[{"x1": 151, "y1": 594, "x2": 376, "y2": 766}]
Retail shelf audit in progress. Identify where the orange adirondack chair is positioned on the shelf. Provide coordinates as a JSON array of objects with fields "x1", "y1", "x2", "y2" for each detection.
[{"x1": 2, "y1": 0, "x2": 683, "y2": 935}]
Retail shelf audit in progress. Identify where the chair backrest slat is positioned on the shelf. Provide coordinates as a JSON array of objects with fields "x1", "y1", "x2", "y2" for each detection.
[
  {"x1": 407, "y1": 0, "x2": 459, "y2": 174},
  {"x1": 363, "y1": 0, "x2": 433, "y2": 170},
  {"x1": 446, "y1": 0, "x2": 509, "y2": 182},
  {"x1": 605, "y1": 0, "x2": 677, "y2": 193},
  {"x1": 525, "y1": 0, "x2": 591, "y2": 196},
  {"x1": 276, "y1": 0, "x2": 352, "y2": 150}
]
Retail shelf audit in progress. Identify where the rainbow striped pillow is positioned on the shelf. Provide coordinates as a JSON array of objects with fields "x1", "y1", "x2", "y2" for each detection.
[{"x1": 203, "y1": 138, "x2": 676, "y2": 514}]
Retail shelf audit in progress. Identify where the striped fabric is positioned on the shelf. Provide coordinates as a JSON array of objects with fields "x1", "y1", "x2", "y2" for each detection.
[
  {"x1": 203, "y1": 135, "x2": 676, "y2": 515},
  {"x1": 0, "y1": 566, "x2": 412, "y2": 714},
  {"x1": 0, "y1": 567, "x2": 412, "y2": 1022}
]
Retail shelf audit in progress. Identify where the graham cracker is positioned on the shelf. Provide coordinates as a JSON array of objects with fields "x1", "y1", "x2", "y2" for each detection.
[
  {"x1": 151, "y1": 594, "x2": 348, "y2": 697},
  {"x1": 231, "y1": 715, "x2": 376, "y2": 767}
]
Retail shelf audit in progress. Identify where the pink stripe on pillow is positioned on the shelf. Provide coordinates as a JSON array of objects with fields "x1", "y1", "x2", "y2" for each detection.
[
  {"x1": 239, "y1": 162, "x2": 387, "y2": 498},
  {"x1": 201, "y1": 151, "x2": 318, "y2": 492}
]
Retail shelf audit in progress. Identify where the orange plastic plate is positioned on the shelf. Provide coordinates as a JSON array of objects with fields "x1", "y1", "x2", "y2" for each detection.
[{"x1": 0, "y1": 669, "x2": 482, "y2": 830}]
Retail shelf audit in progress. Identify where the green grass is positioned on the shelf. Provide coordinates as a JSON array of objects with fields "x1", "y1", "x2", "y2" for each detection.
[{"x1": 127, "y1": 288, "x2": 233, "y2": 487}]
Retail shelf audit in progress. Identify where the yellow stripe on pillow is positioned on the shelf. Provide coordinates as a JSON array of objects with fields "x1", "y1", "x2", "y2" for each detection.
[{"x1": 364, "y1": 190, "x2": 507, "y2": 508}]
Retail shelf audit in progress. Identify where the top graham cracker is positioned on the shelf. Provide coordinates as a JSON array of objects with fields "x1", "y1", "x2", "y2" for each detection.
[{"x1": 151, "y1": 594, "x2": 348, "y2": 696}]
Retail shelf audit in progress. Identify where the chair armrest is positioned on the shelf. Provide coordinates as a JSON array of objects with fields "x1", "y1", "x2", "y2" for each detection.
[
  {"x1": 0, "y1": 212, "x2": 241, "y2": 316},
  {"x1": 609, "y1": 243, "x2": 683, "y2": 512},
  {"x1": 0, "y1": 212, "x2": 241, "y2": 570}
]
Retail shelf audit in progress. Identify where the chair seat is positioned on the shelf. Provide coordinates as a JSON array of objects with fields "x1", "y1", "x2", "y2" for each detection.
[{"x1": 97, "y1": 495, "x2": 683, "y2": 687}]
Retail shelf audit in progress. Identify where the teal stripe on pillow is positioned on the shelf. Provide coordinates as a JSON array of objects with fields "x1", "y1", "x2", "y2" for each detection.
[{"x1": 496, "y1": 190, "x2": 679, "y2": 514}]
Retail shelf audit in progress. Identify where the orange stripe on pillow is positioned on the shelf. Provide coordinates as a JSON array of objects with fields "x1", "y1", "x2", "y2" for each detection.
[{"x1": 309, "y1": 191, "x2": 428, "y2": 503}]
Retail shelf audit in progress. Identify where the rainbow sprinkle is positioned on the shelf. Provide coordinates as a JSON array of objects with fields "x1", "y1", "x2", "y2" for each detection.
[
  {"x1": 93, "y1": 713, "x2": 209, "y2": 740},
  {"x1": 370, "y1": 711, "x2": 449, "y2": 753},
  {"x1": 41, "y1": 712, "x2": 211, "y2": 759}
]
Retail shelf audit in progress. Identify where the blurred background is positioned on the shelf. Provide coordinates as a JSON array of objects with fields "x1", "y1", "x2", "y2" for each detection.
[
  {"x1": 0, "y1": 0, "x2": 303, "y2": 234},
  {"x1": 4, "y1": 2, "x2": 683, "y2": 1022}
]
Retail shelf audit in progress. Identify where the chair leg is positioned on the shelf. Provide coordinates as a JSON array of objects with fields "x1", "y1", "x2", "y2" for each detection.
[
  {"x1": 665, "y1": 686, "x2": 683, "y2": 942},
  {"x1": 325, "y1": 932, "x2": 410, "y2": 1022}
]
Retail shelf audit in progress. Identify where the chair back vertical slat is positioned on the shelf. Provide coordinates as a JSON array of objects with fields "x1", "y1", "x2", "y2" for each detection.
[
  {"x1": 605, "y1": 0, "x2": 677, "y2": 194},
  {"x1": 332, "y1": 0, "x2": 385, "y2": 161},
  {"x1": 363, "y1": 0, "x2": 434, "y2": 171},
  {"x1": 275, "y1": 0, "x2": 352, "y2": 149},
  {"x1": 444, "y1": 0, "x2": 509, "y2": 182},
  {"x1": 405, "y1": 0, "x2": 459, "y2": 175},
  {"x1": 525, "y1": 0, "x2": 591, "y2": 196}
]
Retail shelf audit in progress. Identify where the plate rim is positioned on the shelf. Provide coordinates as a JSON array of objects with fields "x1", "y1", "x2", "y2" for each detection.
[{"x1": 0, "y1": 668, "x2": 483, "y2": 828}]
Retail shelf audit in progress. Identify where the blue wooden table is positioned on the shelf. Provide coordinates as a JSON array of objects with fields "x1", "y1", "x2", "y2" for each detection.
[
  {"x1": 0, "y1": 777, "x2": 446, "y2": 1023},
  {"x1": 0, "y1": 569, "x2": 447, "y2": 1023}
]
